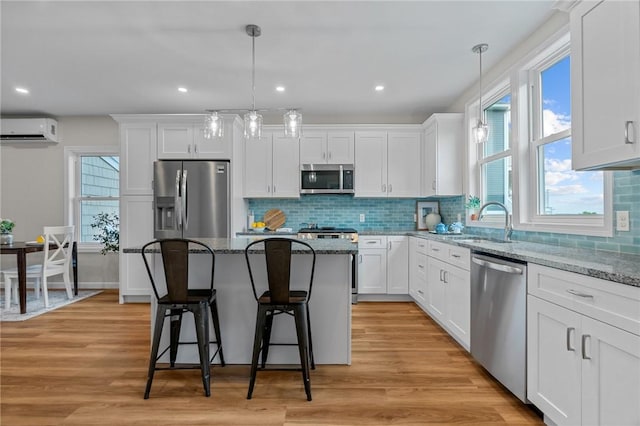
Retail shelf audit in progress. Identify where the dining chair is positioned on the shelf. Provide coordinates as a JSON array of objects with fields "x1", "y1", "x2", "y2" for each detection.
[
  {"x1": 141, "y1": 238, "x2": 225, "y2": 399},
  {"x1": 244, "y1": 237, "x2": 316, "y2": 401},
  {"x1": 3, "y1": 225, "x2": 75, "y2": 309}
]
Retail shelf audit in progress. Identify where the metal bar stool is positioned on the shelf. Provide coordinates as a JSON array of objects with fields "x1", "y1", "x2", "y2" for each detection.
[
  {"x1": 244, "y1": 238, "x2": 316, "y2": 401},
  {"x1": 141, "y1": 239, "x2": 225, "y2": 399}
]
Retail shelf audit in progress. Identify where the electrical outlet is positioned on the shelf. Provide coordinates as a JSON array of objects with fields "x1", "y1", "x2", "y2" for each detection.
[
  {"x1": 359, "y1": 213, "x2": 365, "y2": 223},
  {"x1": 616, "y1": 211, "x2": 630, "y2": 231}
]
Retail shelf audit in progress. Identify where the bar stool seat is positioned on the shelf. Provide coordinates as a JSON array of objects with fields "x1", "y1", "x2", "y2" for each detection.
[
  {"x1": 141, "y1": 239, "x2": 224, "y2": 399},
  {"x1": 244, "y1": 238, "x2": 316, "y2": 401}
]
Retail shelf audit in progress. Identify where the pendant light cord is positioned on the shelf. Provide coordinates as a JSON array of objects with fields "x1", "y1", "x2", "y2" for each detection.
[
  {"x1": 251, "y1": 31, "x2": 256, "y2": 111},
  {"x1": 478, "y1": 47, "x2": 483, "y2": 122}
]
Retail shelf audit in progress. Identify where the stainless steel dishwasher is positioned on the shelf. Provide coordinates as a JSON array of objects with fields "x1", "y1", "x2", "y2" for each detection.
[{"x1": 470, "y1": 252, "x2": 527, "y2": 403}]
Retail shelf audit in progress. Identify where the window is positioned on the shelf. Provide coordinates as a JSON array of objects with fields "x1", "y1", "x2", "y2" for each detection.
[
  {"x1": 65, "y1": 147, "x2": 119, "y2": 249},
  {"x1": 478, "y1": 90, "x2": 512, "y2": 218},
  {"x1": 531, "y1": 54, "x2": 605, "y2": 217}
]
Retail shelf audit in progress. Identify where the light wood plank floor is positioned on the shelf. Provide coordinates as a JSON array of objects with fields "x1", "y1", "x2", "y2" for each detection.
[{"x1": 1, "y1": 290, "x2": 543, "y2": 425}]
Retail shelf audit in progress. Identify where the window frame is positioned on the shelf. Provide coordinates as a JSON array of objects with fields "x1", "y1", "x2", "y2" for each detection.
[{"x1": 64, "y1": 146, "x2": 120, "y2": 252}]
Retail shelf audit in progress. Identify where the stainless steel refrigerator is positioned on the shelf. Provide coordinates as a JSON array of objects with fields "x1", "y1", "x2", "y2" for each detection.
[{"x1": 153, "y1": 160, "x2": 230, "y2": 239}]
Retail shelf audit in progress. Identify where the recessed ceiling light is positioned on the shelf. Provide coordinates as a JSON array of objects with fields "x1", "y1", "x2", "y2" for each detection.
[
  {"x1": 15, "y1": 87, "x2": 29, "y2": 94},
  {"x1": 375, "y1": 85, "x2": 385, "y2": 92},
  {"x1": 178, "y1": 87, "x2": 188, "y2": 93},
  {"x1": 276, "y1": 86, "x2": 285, "y2": 92}
]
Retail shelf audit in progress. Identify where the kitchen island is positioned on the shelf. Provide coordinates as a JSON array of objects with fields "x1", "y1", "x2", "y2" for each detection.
[{"x1": 124, "y1": 237, "x2": 357, "y2": 365}]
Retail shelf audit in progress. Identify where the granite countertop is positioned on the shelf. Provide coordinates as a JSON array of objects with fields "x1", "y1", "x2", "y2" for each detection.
[
  {"x1": 408, "y1": 231, "x2": 640, "y2": 288},
  {"x1": 123, "y1": 237, "x2": 357, "y2": 255}
]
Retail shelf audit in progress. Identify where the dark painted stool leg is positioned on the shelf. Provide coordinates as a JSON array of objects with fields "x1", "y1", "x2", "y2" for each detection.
[
  {"x1": 306, "y1": 305, "x2": 315, "y2": 370},
  {"x1": 209, "y1": 298, "x2": 225, "y2": 366},
  {"x1": 193, "y1": 302, "x2": 211, "y2": 397},
  {"x1": 145, "y1": 306, "x2": 166, "y2": 399},
  {"x1": 261, "y1": 311, "x2": 274, "y2": 368},
  {"x1": 294, "y1": 304, "x2": 312, "y2": 401},
  {"x1": 169, "y1": 309, "x2": 183, "y2": 367},
  {"x1": 247, "y1": 304, "x2": 267, "y2": 399}
]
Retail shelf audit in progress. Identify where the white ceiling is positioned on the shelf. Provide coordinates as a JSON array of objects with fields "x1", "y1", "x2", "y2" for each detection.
[{"x1": 1, "y1": 1, "x2": 556, "y2": 124}]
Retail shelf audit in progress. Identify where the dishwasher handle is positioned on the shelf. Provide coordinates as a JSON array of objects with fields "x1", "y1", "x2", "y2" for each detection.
[{"x1": 472, "y1": 257, "x2": 524, "y2": 275}]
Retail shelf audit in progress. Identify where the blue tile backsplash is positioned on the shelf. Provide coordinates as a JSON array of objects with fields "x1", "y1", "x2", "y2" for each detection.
[{"x1": 248, "y1": 170, "x2": 639, "y2": 254}]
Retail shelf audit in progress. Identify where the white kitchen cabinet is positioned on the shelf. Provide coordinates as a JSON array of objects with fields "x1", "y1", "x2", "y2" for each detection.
[
  {"x1": 300, "y1": 131, "x2": 354, "y2": 164},
  {"x1": 422, "y1": 113, "x2": 464, "y2": 196},
  {"x1": 527, "y1": 264, "x2": 640, "y2": 426},
  {"x1": 244, "y1": 133, "x2": 300, "y2": 198},
  {"x1": 571, "y1": 0, "x2": 640, "y2": 170},
  {"x1": 358, "y1": 235, "x2": 408, "y2": 295},
  {"x1": 119, "y1": 195, "x2": 154, "y2": 303},
  {"x1": 386, "y1": 236, "x2": 409, "y2": 294},
  {"x1": 408, "y1": 237, "x2": 428, "y2": 307},
  {"x1": 424, "y1": 240, "x2": 470, "y2": 349},
  {"x1": 157, "y1": 121, "x2": 231, "y2": 160},
  {"x1": 119, "y1": 122, "x2": 157, "y2": 195},
  {"x1": 354, "y1": 131, "x2": 421, "y2": 198}
]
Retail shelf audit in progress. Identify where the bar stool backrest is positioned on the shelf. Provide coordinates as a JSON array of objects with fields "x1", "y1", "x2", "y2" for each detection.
[
  {"x1": 141, "y1": 239, "x2": 215, "y2": 303},
  {"x1": 245, "y1": 238, "x2": 316, "y2": 304}
]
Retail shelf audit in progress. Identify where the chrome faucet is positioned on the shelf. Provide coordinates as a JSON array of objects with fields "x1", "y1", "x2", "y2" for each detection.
[{"x1": 477, "y1": 201, "x2": 513, "y2": 241}]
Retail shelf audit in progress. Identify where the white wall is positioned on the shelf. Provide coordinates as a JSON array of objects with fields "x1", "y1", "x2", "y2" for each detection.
[{"x1": 0, "y1": 116, "x2": 120, "y2": 287}]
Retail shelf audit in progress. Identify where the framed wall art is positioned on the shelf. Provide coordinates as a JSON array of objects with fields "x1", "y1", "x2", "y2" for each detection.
[{"x1": 416, "y1": 201, "x2": 440, "y2": 231}]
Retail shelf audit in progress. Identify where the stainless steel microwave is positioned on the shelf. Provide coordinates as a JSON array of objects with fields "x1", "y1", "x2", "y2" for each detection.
[{"x1": 300, "y1": 164, "x2": 354, "y2": 194}]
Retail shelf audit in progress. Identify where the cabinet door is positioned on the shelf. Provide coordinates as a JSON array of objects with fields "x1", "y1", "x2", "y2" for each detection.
[
  {"x1": 423, "y1": 123, "x2": 437, "y2": 196},
  {"x1": 120, "y1": 123, "x2": 157, "y2": 195},
  {"x1": 157, "y1": 123, "x2": 193, "y2": 159},
  {"x1": 408, "y1": 238, "x2": 419, "y2": 300},
  {"x1": 444, "y1": 264, "x2": 470, "y2": 348},
  {"x1": 414, "y1": 252, "x2": 428, "y2": 307},
  {"x1": 244, "y1": 134, "x2": 273, "y2": 197},
  {"x1": 272, "y1": 134, "x2": 300, "y2": 198},
  {"x1": 527, "y1": 295, "x2": 582, "y2": 426},
  {"x1": 300, "y1": 132, "x2": 327, "y2": 164},
  {"x1": 327, "y1": 131, "x2": 355, "y2": 164},
  {"x1": 358, "y1": 249, "x2": 387, "y2": 294},
  {"x1": 355, "y1": 132, "x2": 387, "y2": 197},
  {"x1": 193, "y1": 124, "x2": 231, "y2": 159},
  {"x1": 571, "y1": 0, "x2": 640, "y2": 169},
  {"x1": 387, "y1": 132, "x2": 421, "y2": 197},
  {"x1": 119, "y1": 195, "x2": 154, "y2": 302},
  {"x1": 581, "y1": 316, "x2": 640, "y2": 426},
  {"x1": 387, "y1": 236, "x2": 408, "y2": 294},
  {"x1": 426, "y1": 257, "x2": 446, "y2": 322}
]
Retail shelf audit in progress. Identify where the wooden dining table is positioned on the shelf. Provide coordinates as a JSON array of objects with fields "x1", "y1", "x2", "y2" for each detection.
[{"x1": 0, "y1": 241, "x2": 78, "y2": 314}]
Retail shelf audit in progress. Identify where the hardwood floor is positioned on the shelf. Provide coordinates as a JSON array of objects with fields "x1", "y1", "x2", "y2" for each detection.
[{"x1": 1, "y1": 290, "x2": 543, "y2": 425}]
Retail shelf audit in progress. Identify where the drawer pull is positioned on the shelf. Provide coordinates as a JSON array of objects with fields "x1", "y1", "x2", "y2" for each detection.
[
  {"x1": 451, "y1": 254, "x2": 461, "y2": 258},
  {"x1": 566, "y1": 327, "x2": 575, "y2": 352},
  {"x1": 625, "y1": 121, "x2": 634, "y2": 144},
  {"x1": 567, "y1": 289, "x2": 594, "y2": 298},
  {"x1": 418, "y1": 264, "x2": 425, "y2": 269},
  {"x1": 417, "y1": 290, "x2": 424, "y2": 295},
  {"x1": 431, "y1": 248, "x2": 440, "y2": 252},
  {"x1": 581, "y1": 334, "x2": 591, "y2": 360},
  {"x1": 366, "y1": 241, "x2": 378, "y2": 244}
]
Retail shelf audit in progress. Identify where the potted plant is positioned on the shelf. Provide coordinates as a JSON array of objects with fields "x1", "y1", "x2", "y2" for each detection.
[
  {"x1": 91, "y1": 212, "x2": 119, "y2": 255},
  {"x1": 0, "y1": 218, "x2": 15, "y2": 245},
  {"x1": 465, "y1": 196, "x2": 481, "y2": 220}
]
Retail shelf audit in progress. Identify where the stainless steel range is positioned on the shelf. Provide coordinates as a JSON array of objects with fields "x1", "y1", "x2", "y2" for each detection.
[{"x1": 297, "y1": 227, "x2": 359, "y2": 304}]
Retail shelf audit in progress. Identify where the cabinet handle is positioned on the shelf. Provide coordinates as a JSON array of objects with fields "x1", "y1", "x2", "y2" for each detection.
[
  {"x1": 432, "y1": 180, "x2": 436, "y2": 190},
  {"x1": 388, "y1": 241, "x2": 392, "y2": 250},
  {"x1": 581, "y1": 334, "x2": 591, "y2": 360},
  {"x1": 366, "y1": 240, "x2": 377, "y2": 244},
  {"x1": 273, "y1": 185, "x2": 276, "y2": 193},
  {"x1": 382, "y1": 184, "x2": 386, "y2": 193},
  {"x1": 194, "y1": 144, "x2": 198, "y2": 153},
  {"x1": 451, "y1": 254, "x2": 461, "y2": 258},
  {"x1": 359, "y1": 254, "x2": 362, "y2": 264},
  {"x1": 566, "y1": 327, "x2": 575, "y2": 352},
  {"x1": 431, "y1": 248, "x2": 440, "y2": 252},
  {"x1": 328, "y1": 152, "x2": 332, "y2": 160},
  {"x1": 439, "y1": 270, "x2": 444, "y2": 282},
  {"x1": 267, "y1": 185, "x2": 271, "y2": 193},
  {"x1": 417, "y1": 290, "x2": 424, "y2": 295},
  {"x1": 625, "y1": 121, "x2": 634, "y2": 144},
  {"x1": 418, "y1": 243, "x2": 425, "y2": 248},
  {"x1": 418, "y1": 264, "x2": 424, "y2": 269},
  {"x1": 443, "y1": 271, "x2": 448, "y2": 283},
  {"x1": 322, "y1": 152, "x2": 326, "y2": 160},
  {"x1": 567, "y1": 289, "x2": 594, "y2": 298},
  {"x1": 388, "y1": 184, "x2": 392, "y2": 193}
]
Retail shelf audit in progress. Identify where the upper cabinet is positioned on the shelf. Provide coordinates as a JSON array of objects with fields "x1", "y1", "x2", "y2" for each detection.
[
  {"x1": 119, "y1": 122, "x2": 157, "y2": 196},
  {"x1": 244, "y1": 132, "x2": 300, "y2": 198},
  {"x1": 158, "y1": 120, "x2": 231, "y2": 160},
  {"x1": 300, "y1": 131, "x2": 354, "y2": 164},
  {"x1": 354, "y1": 131, "x2": 421, "y2": 198},
  {"x1": 422, "y1": 113, "x2": 464, "y2": 196},
  {"x1": 571, "y1": 0, "x2": 640, "y2": 170}
]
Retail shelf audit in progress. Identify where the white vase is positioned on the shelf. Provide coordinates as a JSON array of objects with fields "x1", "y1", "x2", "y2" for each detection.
[{"x1": 0, "y1": 233, "x2": 14, "y2": 245}]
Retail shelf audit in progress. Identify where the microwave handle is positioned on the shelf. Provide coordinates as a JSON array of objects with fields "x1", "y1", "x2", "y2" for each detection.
[{"x1": 339, "y1": 164, "x2": 343, "y2": 190}]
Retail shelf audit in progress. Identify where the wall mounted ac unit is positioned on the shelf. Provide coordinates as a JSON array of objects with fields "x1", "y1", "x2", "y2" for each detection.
[{"x1": 0, "y1": 118, "x2": 58, "y2": 143}]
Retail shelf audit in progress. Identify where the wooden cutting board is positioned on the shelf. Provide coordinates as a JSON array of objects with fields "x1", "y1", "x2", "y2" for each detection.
[{"x1": 263, "y1": 208, "x2": 286, "y2": 230}]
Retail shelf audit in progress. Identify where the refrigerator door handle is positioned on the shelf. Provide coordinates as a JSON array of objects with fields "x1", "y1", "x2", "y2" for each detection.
[
  {"x1": 175, "y1": 169, "x2": 182, "y2": 230},
  {"x1": 182, "y1": 170, "x2": 188, "y2": 231}
]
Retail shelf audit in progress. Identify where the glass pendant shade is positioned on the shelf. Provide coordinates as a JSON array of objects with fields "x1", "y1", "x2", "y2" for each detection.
[
  {"x1": 283, "y1": 109, "x2": 302, "y2": 138},
  {"x1": 473, "y1": 118, "x2": 489, "y2": 145},
  {"x1": 204, "y1": 112, "x2": 223, "y2": 139},
  {"x1": 244, "y1": 110, "x2": 263, "y2": 138}
]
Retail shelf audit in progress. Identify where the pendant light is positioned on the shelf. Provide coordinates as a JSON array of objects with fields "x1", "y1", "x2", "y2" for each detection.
[
  {"x1": 204, "y1": 24, "x2": 302, "y2": 140},
  {"x1": 472, "y1": 43, "x2": 489, "y2": 144}
]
